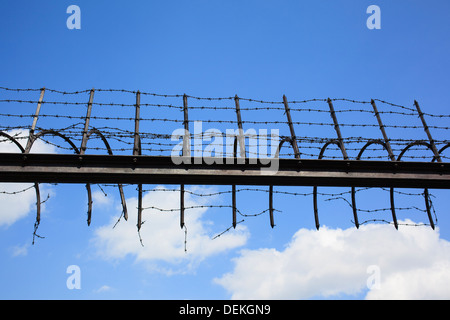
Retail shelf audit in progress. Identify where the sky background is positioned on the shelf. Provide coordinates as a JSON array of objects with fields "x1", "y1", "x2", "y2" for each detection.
[{"x1": 1, "y1": 0, "x2": 450, "y2": 300}]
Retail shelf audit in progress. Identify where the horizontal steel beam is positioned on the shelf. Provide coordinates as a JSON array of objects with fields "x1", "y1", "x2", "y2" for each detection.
[{"x1": 0, "y1": 153, "x2": 449, "y2": 188}]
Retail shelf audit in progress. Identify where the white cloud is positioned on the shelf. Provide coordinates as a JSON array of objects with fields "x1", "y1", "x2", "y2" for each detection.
[
  {"x1": 94, "y1": 285, "x2": 113, "y2": 293},
  {"x1": 0, "y1": 130, "x2": 56, "y2": 227},
  {"x1": 0, "y1": 183, "x2": 37, "y2": 227},
  {"x1": 0, "y1": 129, "x2": 55, "y2": 154},
  {"x1": 10, "y1": 243, "x2": 29, "y2": 257},
  {"x1": 214, "y1": 220, "x2": 450, "y2": 299},
  {"x1": 92, "y1": 190, "x2": 114, "y2": 209},
  {"x1": 91, "y1": 186, "x2": 249, "y2": 274},
  {"x1": 366, "y1": 262, "x2": 450, "y2": 299}
]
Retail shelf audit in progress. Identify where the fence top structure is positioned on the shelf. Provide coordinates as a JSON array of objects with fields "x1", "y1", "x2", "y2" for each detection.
[
  {"x1": 0, "y1": 87, "x2": 449, "y2": 237},
  {"x1": 1, "y1": 87, "x2": 449, "y2": 161}
]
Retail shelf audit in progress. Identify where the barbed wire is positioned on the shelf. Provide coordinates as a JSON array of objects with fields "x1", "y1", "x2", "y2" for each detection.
[
  {"x1": 1, "y1": 87, "x2": 448, "y2": 245},
  {"x1": 212, "y1": 220, "x2": 245, "y2": 240},
  {"x1": 357, "y1": 219, "x2": 434, "y2": 227},
  {"x1": 0, "y1": 184, "x2": 35, "y2": 194},
  {"x1": 3, "y1": 131, "x2": 450, "y2": 161},
  {"x1": 1, "y1": 86, "x2": 450, "y2": 116}
]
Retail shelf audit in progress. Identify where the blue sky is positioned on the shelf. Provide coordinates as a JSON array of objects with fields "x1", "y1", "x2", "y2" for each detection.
[{"x1": 1, "y1": 1, "x2": 450, "y2": 300}]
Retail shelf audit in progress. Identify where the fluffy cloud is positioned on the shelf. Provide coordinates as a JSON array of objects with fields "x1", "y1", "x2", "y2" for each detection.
[
  {"x1": 0, "y1": 183, "x2": 37, "y2": 227},
  {"x1": 0, "y1": 130, "x2": 55, "y2": 227},
  {"x1": 92, "y1": 190, "x2": 114, "y2": 209},
  {"x1": 91, "y1": 186, "x2": 249, "y2": 274},
  {"x1": 10, "y1": 243, "x2": 29, "y2": 257},
  {"x1": 214, "y1": 220, "x2": 450, "y2": 299},
  {"x1": 94, "y1": 285, "x2": 114, "y2": 294}
]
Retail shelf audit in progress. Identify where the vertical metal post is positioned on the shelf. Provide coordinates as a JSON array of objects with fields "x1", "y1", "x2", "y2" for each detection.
[
  {"x1": 269, "y1": 185, "x2": 274, "y2": 228},
  {"x1": 325, "y1": 99, "x2": 352, "y2": 230},
  {"x1": 424, "y1": 188, "x2": 435, "y2": 230},
  {"x1": 370, "y1": 99, "x2": 398, "y2": 229},
  {"x1": 232, "y1": 137, "x2": 238, "y2": 229},
  {"x1": 85, "y1": 184, "x2": 93, "y2": 226},
  {"x1": 327, "y1": 98, "x2": 348, "y2": 160},
  {"x1": 283, "y1": 95, "x2": 300, "y2": 159},
  {"x1": 232, "y1": 184, "x2": 237, "y2": 229},
  {"x1": 350, "y1": 188, "x2": 359, "y2": 228},
  {"x1": 232, "y1": 96, "x2": 244, "y2": 229},
  {"x1": 26, "y1": 88, "x2": 45, "y2": 235},
  {"x1": 133, "y1": 91, "x2": 141, "y2": 155},
  {"x1": 182, "y1": 94, "x2": 190, "y2": 158},
  {"x1": 371, "y1": 99, "x2": 395, "y2": 161},
  {"x1": 313, "y1": 185, "x2": 320, "y2": 230},
  {"x1": 180, "y1": 185, "x2": 185, "y2": 229},
  {"x1": 389, "y1": 188, "x2": 399, "y2": 230},
  {"x1": 234, "y1": 95, "x2": 246, "y2": 160},
  {"x1": 180, "y1": 94, "x2": 189, "y2": 229},
  {"x1": 137, "y1": 184, "x2": 143, "y2": 231},
  {"x1": 32, "y1": 181, "x2": 41, "y2": 243},
  {"x1": 414, "y1": 100, "x2": 442, "y2": 162},
  {"x1": 79, "y1": 89, "x2": 95, "y2": 226},
  {"x1": 26, "y1": 87, "x2": 45, "y2": 151},
  {"x1": 280, "y1": 95, "x2": 300, "y2": 229},
  {"x1": 415, "y1": 100, "x2": 439, "y2": 229},
  {"x1": 134, "y1": 91, "x2": 143, "y2": 231},
  {"x1": 119, "y1": 185, "x2": 128, "y2": 221},
  {"x1": 80, "y1": 89, "x2": 95, "y2": 154}
]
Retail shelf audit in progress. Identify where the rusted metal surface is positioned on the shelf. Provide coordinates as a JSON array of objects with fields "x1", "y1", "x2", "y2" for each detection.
[
  {"x1": 133, "y1": 91, "x2": 141, "y2": 156},
  {"x1": 232, "y1": 184, "x2": 237, "y2": 228},
  {"x1": 78, "y1": 89, "x2": 95, "y2": 225},
  {"x1": 234, "y1": 95, "x2": 246, "y2": 159},
  {"x1": 25, "y1": 89, "x2": 45, "y2": 234},
  {"x1": 282, "y1": 95, "x2": 300, "y2": 159},
  {"x1": 414, "y1": 100, "x2": 442, "y2": 163},
  {"x1": 180, "y1": 184, "x2": 185, "y2": 229},
  {"x1": 269, "y1": 185, "x2": 274, "y2": 228},
  {"x1": 327, "y1": 98, "x2": 348, "y2": 160},
  {"x1": 180, "y1": 94, "x2": 190, "y2": 229},
  {"x1": 232, "y1": 137, "x2": 238, "y2": 228},
  {"x1": 134, "y1": 91, "x2": 143, "y2": 231},
  {"x1": 25, "y1": 87, "x2": 45, "y2": 152},
  {"x1": 371, "y1": 100, "x2": 395, "y2": 161},
  {"x1": 424, "y1": 188, "x2": 435, "y2": 230},
  {"x1": 80, "y1": 89, "x2": 95, "y2": 153},
  {"x1": 1, "y1": 153, "x2": 449, "y2": 188}
]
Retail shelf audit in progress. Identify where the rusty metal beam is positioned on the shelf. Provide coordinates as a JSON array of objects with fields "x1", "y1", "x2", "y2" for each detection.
[{"x1": 1, "y1": 153, "x2": 449, "y2": 189}]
